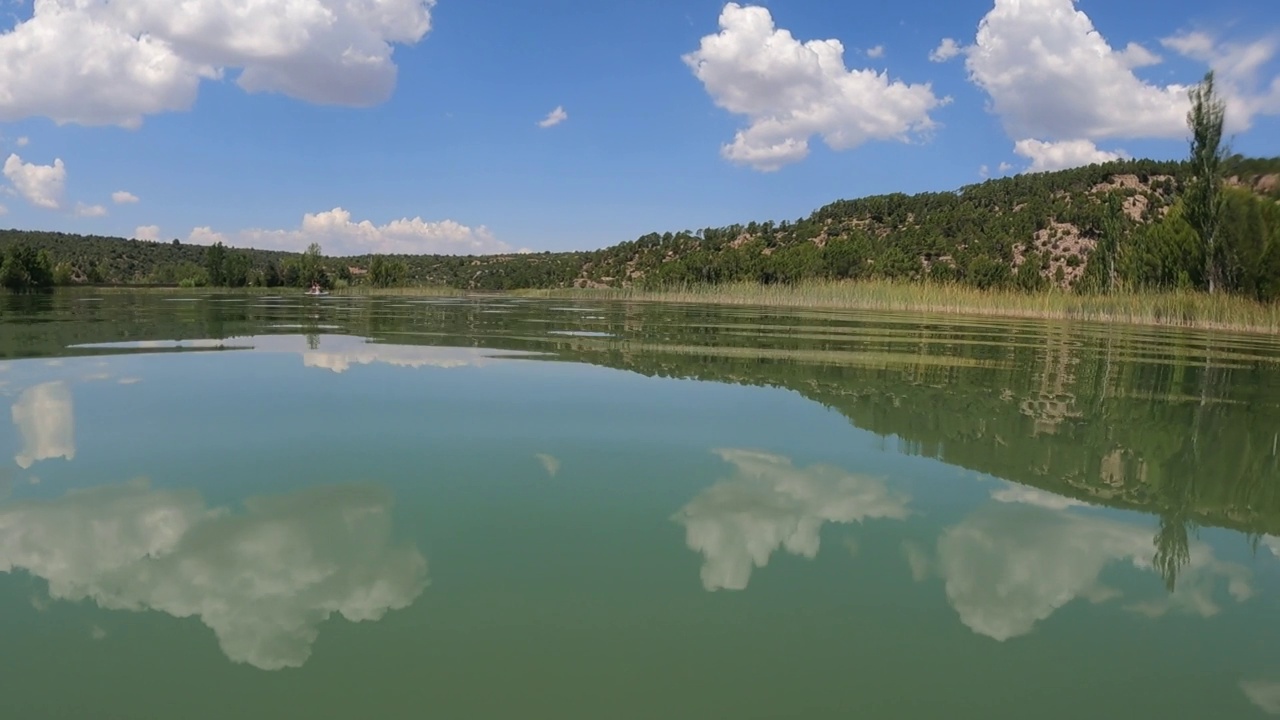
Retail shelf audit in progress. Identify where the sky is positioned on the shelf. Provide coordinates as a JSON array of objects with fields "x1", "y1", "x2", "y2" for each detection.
[{"x1": 0, "y1": 0, "x2": 1277, "y2": 257}]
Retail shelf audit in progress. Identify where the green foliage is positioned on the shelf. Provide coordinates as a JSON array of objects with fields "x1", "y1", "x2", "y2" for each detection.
[
  {"x1": 52, "y1": 262, "x2": 74, "y2": 287},
  {"x1": 223, "y1": 249, "x2": 252, "y2": 287},
  {"x1": 296, "y1": 242, "x2": 329, "y2": 288},
  {"x1": 821, "y1": 234, "x2": 870, "y2": 279},
  {"x1": 368, "y1": 255, "x2": 409, "y2": 287},
  {"x1": 1214, "y1": 187, "x2": 1280, "y2": 301},
  {"x1": 264, "y1": 262, "x2": 282, "y2": 287},
  {"x1": 1092, "y1": 194, "x2": 1123, "y2": 293},
  {"x1": 1014, "y1": 252, "x2": 1049, "y2": 292},
  {"x1": 150, "y1": 261, "x2": 208, "y2": 286},
  {"x1": 203, "y1": 241, "x2": 254, "y2": 287},
  {"x1": 966, "y1": 255, "x2": 1012, "y2": 290},
  {"x1": 0, "y1": 243, "x2": 54, "y2": 293},
  {"x1": 1185, "y1": 71, "x2": 1229, "y2": 293},
  {"x1": 1117, "y1": 202, "x2": 1202, "y2": 290},
  {"x1": 204, "y1": 242, "x2": 227, "y2": 286}
]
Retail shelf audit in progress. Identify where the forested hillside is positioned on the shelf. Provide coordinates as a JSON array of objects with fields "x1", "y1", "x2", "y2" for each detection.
[{"x1": 2, "y1": 154, "x2": 1278, "y2": 298}]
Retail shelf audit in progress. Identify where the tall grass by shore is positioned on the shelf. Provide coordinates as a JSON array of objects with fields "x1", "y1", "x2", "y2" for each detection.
[
  {"x1": 49, "y1": 280, "x2": 1280, "y2": 333},
  {"x1": 514, "y1": 280, "x2": 1280, "y2": 334}
]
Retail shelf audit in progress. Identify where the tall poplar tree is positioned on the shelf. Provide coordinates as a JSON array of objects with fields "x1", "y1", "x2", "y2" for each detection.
[{"x1": 1184, "y1": 71, "x2": 1228, "y2": 294}]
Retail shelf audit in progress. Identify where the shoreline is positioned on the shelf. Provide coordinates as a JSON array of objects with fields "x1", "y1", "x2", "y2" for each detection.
[
  {"x1": 510, "y1": 280, "x2": 1280, "y2": 335},
  {"x1": 34, "y1": 281, "x2": 1280, "y2": 334}
]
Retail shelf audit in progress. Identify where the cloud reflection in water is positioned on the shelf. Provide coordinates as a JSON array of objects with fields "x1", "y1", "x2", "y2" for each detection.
[
  {"x1": 935, "y1": 499, "x2": 1253, "y2": 641},
  {"x1": 11, "y1": 381, "x2": 74, "y2": 469},
  {"x1": 674, "y1": 449, "x2": 911, "y2": 591},
  {"x1": 241, "y1": 334, "x2": 540, "y2": 374},
  {"x1": 0, "y1": 480, "x2": 427, "y2": 670},
  {"x1": 1242, "y1": 676, "x2": 1280, "y2": 715}
]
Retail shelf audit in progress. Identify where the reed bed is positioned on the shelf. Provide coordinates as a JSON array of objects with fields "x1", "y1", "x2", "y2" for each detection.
[
  {"x1": 513, "y1": 280, "x2": 1280, "y2": 334},
  {"x1": 58, "y1": 281, "x2": 1280, "y2": 333}
]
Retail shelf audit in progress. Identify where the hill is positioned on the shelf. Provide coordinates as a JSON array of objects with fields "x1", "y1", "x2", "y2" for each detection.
[{"x1": 2, "y1": 154, "x2": 1279, "y2": 297}]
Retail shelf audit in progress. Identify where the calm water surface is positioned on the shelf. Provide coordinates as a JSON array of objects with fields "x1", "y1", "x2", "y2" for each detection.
[{"x1": 2, "y1": 292, "x2": 1280, "y2": 718}]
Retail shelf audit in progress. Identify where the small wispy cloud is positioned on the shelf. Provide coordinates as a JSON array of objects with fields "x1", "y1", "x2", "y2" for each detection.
[
  {"x1": 537, "y1": 105, "x2": 568, "y2": 128},
  {"x1": 867, "y1": 45, "x2": 885, "y2": 58},
  {"x1": 929, "y1": 38, "x2": 961, "y2": 63},
  {"x1": 111, "y1": 190, "x2": 139, "y2": 204}
]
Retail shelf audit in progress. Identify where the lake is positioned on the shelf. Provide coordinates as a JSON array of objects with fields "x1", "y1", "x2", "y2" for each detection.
[{"x1": 2, "y1": 291, "x2": 1279, "y2": 719}]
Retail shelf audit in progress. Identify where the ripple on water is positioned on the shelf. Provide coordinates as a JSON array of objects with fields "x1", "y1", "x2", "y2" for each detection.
[{"x1": 547, "y1": 330, "x2": 616, "y2": 338}]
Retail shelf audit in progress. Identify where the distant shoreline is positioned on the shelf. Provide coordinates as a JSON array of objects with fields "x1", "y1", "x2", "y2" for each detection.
[{"x1": 36, "y1": 281, "x2": 1280, "y2": 335}]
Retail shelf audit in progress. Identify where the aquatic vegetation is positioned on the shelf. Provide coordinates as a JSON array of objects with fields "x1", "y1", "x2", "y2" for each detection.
[{"x1": 517, "y1": 280, "x2": 1280, "y2": 334}]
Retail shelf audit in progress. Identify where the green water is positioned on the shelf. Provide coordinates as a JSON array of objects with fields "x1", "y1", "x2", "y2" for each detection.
[{"x1": 2, "y1": 292, "x2": 1279, "y2": 719}]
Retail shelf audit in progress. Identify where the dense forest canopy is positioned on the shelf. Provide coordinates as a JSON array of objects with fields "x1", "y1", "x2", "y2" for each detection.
[{"x1": 2, "y1": 152, "x2": 1278, "y2": 298}]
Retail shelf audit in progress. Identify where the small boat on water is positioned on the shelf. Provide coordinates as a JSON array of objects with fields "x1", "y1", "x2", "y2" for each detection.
[{"x1": 305, "y1": 283, "x2": 329, "y2": 297}]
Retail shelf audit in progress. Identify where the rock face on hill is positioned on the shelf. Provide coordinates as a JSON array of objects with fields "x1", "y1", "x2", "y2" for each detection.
[{"x1": 1230, "y1": 172, "x2": 1279, "y2": 196}]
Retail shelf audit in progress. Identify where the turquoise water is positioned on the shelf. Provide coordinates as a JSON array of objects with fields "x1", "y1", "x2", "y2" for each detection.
[{"x1": 1, "y1": 293, "x2": 1279, "y2": 718}]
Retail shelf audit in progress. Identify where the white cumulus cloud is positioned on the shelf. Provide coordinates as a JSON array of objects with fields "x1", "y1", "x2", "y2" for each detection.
[
  {"x1": 1014, "y1": 138, "x2": 1129, "y2": 172},
  {"x1": 112, "y1": 190, "x2": 139, "y2": 204},
  {"x1": 958, "y1": 0, "x2": 1280, "y2": 171},
  {"x1": 0, "y1": 1, "x2": 212, "y2": 128},
  {"x1": 1161, "y1": 31, "x2": 1280, "y2": 127},
  {"x1": 538, "y1": 105, "x2": 567, "y2": 128},
  {"x1": 133, "y1": 225, "x2": 161, "y2": 241},
  {"x1": 1161, "y1": 31, "x2": 1216, "y2": 58},
  {"x1": 1117, "y1": 42, "x2": 1162, "y2": 69},
  {"x1": 684, "y1": 3, "x2": 945, "y2": 171},
  {"x1": 673, "y1": 449, "x2": 910, "y2": 591},
  {"x1": 188, "y1": 207, "x2": 513, "y2": 256},
  {"x1": 0, "y1": 0, "x2": 436, "y2": 128},
  {"x1": 74, "y1": 202, "x2": 107, "y2": 217},
  {"x1": 930, "y1": 38, "x2": 961, "y2": 62},
  {"x1": 3, "y1": 153, "x2": 65, "y2": 209},
  {"x1": 965, "y1": 0, "x2": 1191, "y2": 141},
  {"x1": 867, "y1": 45, "x2": 885, "y2": 59}
]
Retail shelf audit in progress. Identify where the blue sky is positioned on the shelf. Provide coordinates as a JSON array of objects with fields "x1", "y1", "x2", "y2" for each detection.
[{"x1": 0, "y1": 0, "x2": 1277, "y2": 256}]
